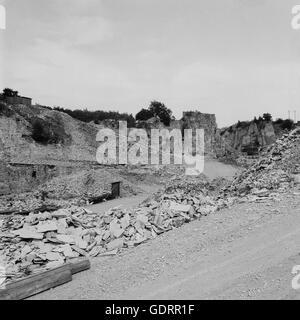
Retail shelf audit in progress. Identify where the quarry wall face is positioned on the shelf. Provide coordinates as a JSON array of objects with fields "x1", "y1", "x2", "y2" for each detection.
[
  {"x1": 0, "y1": 106, "x2": 98, "y2": 164},
  {"x1": 0, "y1": 104, "x2": 220, "y2": 195},
  {"x1": 181, "y1": 111, "x2": 218, "y2": 154},
  {"x1": 0, "y1": 104, "x2": 100, "y2": 195},
  {"x1": 220, "y1": 121, "x2": 277, "y2": 153}
]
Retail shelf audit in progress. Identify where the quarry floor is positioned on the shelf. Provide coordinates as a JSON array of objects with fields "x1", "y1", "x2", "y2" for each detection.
[{"x1": 29, "y1": 159, "x2": 300, "y2": 300}]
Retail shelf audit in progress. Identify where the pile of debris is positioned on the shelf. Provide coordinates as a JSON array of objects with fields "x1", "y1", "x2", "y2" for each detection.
[
  {"x1": 0, "y1": 192, "x2": 44, "y2": 214},
  {"x1": 0, "y1": 179, "x2": 229, "y2": 285},
  {"x1": 222, "y1": 129, "x2": 300, "y2": 200},
  {"x1": 235, "y1": 154, "x2": 258, "y2": 168}
]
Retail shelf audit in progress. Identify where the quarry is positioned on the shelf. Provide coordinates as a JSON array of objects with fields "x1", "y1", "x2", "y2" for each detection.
[{"x1": 0, "y1": 96, "x2": 299, "y2": 300}]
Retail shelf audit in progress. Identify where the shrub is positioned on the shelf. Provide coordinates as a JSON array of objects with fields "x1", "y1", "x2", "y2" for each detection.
[
  {"x1": 276, "y1": 119, "x2": 294, "y2": 131},
  {"x1": 31, "y1": 118, "x2": 69, "y2": 145},
  {"x1": 0, "y1": 102, "x2": 14, "y2": 117},
  {"x1": 32, "y1": 119, "x2": 51, "y2": 144}
]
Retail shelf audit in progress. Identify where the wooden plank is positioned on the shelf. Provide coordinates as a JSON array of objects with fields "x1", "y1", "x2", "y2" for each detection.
[
  {"x1": 0, "y1": 264, "x2": 72, "y2": 300},
  {"x1": 69, "y1": 258, "x2": 91, "y2": 275}
]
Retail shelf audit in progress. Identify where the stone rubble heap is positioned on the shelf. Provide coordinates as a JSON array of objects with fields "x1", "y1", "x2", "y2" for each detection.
[
  {"x1": 221, "y1": 129, "x2": 300, "y2": 200},
  {"x1": 0, "y1": 192, "x2": 78, "y2": 215},
  {"x1": 0, "y1": 193, "x2": 45, "y2": 213},
  {"x1": 0, "y1": 180, "x2": 229, "y2": 285}
]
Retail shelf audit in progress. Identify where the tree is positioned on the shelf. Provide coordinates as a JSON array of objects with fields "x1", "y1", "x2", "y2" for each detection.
[
  {"x1": 52, "y1": 106, "x2": 136, "y2": 126},
  {"x1": 281, "y1": 119, "x2": 294, "y2": 130},
  {"x1": 274, "y1": 118, "x2": 294, "y2": 131},
  {"x1": 274, "y1": 118, "x2": 284, "y2": 124},
  {"x1": 135, "y1": 101, "x2": 173, "y2": 126},
  {"x1": 135, "y1": 108, "x2": 154, "y2": 121},
  {"x1": 263, "y1": 113, "x2": 272, "y2": 122},
  {"x1": 3, "y1": 88, "x2": 18, "y2": 97},
  {"x1": 148, "y1": 101, "x2": 172, "y2": 126},
  {"x1": 126, "y1": 114, "x2": 136, "y2": 127}
]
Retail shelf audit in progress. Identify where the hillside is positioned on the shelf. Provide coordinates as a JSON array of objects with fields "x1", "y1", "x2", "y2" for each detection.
[{"x1": 0, "y1": 101, "x2": 99, "y2": 164}]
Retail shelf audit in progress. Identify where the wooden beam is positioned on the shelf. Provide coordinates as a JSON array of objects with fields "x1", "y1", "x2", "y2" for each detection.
[
  {"x1": 69, "y1": 258, "x2": 91, "y2": 275},
  {"x1": 0, "y1": 264, "x2": 72, "y2": 300}
]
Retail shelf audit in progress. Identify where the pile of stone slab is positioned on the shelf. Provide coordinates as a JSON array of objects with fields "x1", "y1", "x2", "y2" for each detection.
[
  {"x1": 0, "y1": 180, "x2": 228, "y2": 286},
  {"x1": 221, "y1": 129, "x2": 300, "y2": 200}
]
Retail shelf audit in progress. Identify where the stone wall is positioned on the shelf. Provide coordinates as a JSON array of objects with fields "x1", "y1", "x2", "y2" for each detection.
[
  {"x1": 3, "y1": 96, "x2": 32, "y2": 107},
  {"x1": 0, "y1": 162, "x2": 89, "y2": 195}
]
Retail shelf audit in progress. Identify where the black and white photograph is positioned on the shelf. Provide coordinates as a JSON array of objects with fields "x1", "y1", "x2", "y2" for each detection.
[{"x1": 0, "y1": 0, "x2": 300, "y2": 306}]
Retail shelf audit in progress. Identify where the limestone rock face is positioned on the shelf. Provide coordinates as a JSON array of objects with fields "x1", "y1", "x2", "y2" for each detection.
[
  {"x1": 181, "y1": 111, "x2": 218, "y2": 154},
  {"x1": 220, "y1": 120, "x2": 277, "y2": 153},
  {"x1": 0, "y1": 103, "x2": 99, "y2": 195},
  {"x1": 134, "y1": 111, "x2": 219, "y2": 155},
  {"x1": 0, "y1": 104, "x2": 98, "y2": 164}
]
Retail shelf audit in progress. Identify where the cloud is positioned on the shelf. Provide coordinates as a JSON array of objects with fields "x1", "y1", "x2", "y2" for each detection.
[
  {"x1": 65, "y1": 17, "x2": 113, "y2": 46},
  {"x1": 2, "y1": 0, "x2": 299, "y2": 126},
  {"x1": 172, "y1": 62, "x2": 235, "y2": 91}
]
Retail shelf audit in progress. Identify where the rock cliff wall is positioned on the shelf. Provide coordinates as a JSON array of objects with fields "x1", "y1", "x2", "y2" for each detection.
[
  {"x1": 181, "y1": 111, "x2": 218, "y2": 154},
  {"x1": 219, "y1": 120, "x2": 277, "y2": 155}
]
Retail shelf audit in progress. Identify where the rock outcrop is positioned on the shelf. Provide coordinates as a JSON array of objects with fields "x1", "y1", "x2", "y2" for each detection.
[
  {"x1": 220, "y1": 120, "x2": 277, "y2": 155},
  {"x1": 181, "y1": 111, "x2": 218, "y2": 154}
]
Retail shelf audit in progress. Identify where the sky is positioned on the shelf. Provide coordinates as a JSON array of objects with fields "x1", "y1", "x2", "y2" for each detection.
[{"x1": 0, "y1": 0, "x2": 300, "y2": 127}]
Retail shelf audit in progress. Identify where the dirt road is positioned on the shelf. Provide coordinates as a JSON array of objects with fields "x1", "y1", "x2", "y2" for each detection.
[
  {"x1": 32, "y1": 190, "x2": 300, "y2": 300},
  {"x1": 202, "y1": 158, "x2": 240, "y2": 180}
]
